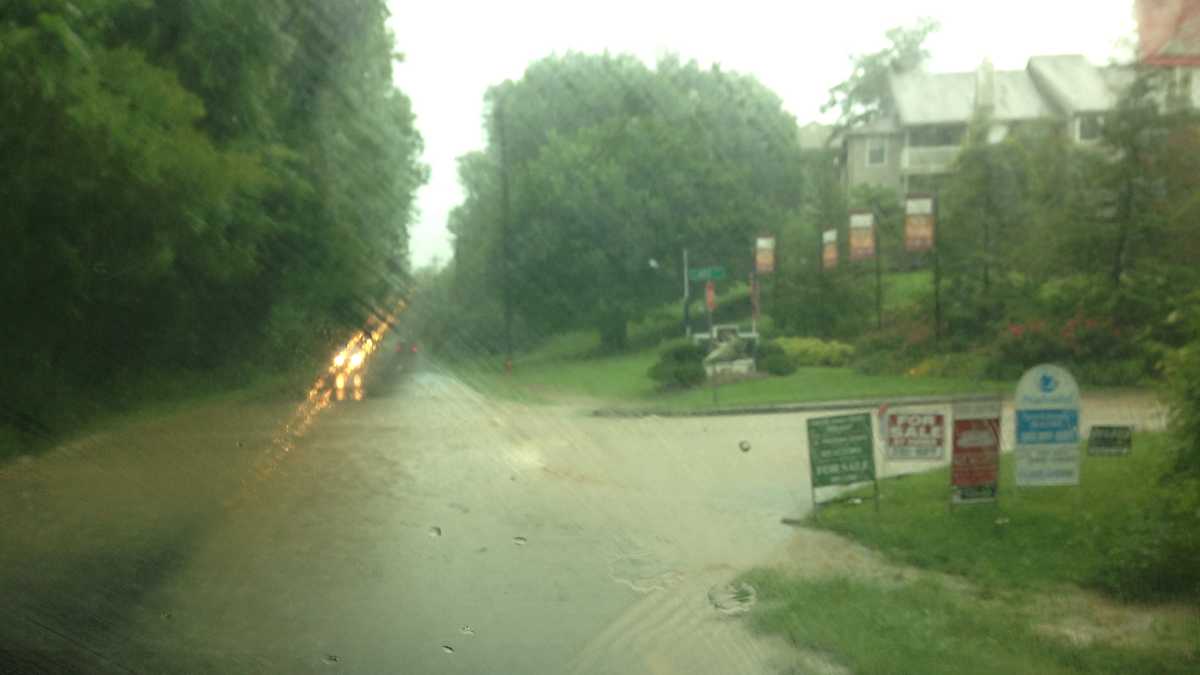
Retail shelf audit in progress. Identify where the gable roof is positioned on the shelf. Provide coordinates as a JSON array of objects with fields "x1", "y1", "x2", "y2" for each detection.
[
  {"x1": 889, "y1": 69, "x2": 1055, "y2": 125},
  {"x1": 1027, "y1": 55, "x2": 1117, "y2": 114}
]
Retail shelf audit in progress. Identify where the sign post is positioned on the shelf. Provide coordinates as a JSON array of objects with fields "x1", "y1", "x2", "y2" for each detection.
[
  {"x1": 849, "y1": 210, "x2": 881, "y2": 329},
  {"x1": 1015, "y1": 364, "x2": 1082, "y2": 487},
  {"x1": 951, "y1": 400, "x2": 1001, "y2": 504},
  {"x1": 807, "y1": 413, "x2": 878, "y2": 513}
]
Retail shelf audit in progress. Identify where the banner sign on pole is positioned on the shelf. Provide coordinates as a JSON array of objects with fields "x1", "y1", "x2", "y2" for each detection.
[
  {"x1": 1088, "y1": 425, "x2": 1133, "y2": 456},
  {"x1": 822, "y1": 229, "x2": 838, "y2": 270},
  {"x1": 1015, "y1": 364, "x2": 1082, "y2": 487},
  {"x1": 951, "y1": 400, "x2": 1001, "y2": 503},
  {"x1": 904, "y1": 195, "x2": 935, "y2": 252},
  {"x1": 807, "y1": 413, "x2": 876, "y2": 489},
  {"x1": 751, "y1": 274, "x2": 761, "y2": 321},
  {"x1": 848, "y1": 211, "x2": 876, "y2": 261},
  {"x1": 884, "y1": 410, "x2": 945, "y2": 460},
  {"x1": 705, "y1": 280, "x2": 716, "y2": 312},
  {"x1": 755, "y1": 235, "x2": 776, "y2": 274}
]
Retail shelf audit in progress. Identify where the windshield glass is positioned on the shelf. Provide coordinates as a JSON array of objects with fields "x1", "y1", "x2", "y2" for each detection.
[{"x1": 4, "y1": 1, "x2": 1200, "y2": 673}]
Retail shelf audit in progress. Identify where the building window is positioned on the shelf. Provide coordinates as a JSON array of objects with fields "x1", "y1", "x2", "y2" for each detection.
[
  {"x1": 866, "y1": 137, "x2": 887, "y2": 166},
  {"x1": 1077, "y1": 114, "x2": 1103, "y2": 142},
  {"x1": 908, "y1": 125, "x2": 967, "y2": 147}
]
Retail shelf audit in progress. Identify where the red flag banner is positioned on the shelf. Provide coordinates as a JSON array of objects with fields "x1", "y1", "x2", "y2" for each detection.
[
  {"x1": 848, "y1": 211, "x2": 875, "y2": 261},
  {"x1": 822, "y1": 229, "x2": 838, "y2": 270},
  {"x1": 905, "y1": 195, "x2": 935, "y2": 252}
]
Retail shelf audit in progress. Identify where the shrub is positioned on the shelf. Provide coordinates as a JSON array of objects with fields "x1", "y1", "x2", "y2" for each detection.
[
  {"x1": 775, "y1": 337, "x2": 854, "y2": 367},
  {"x1": 648, "y1": 339, "x2": 708, "y2": 389},
  {"x1": 762, "y1": 353, "x2": 797, "y2": 376}
]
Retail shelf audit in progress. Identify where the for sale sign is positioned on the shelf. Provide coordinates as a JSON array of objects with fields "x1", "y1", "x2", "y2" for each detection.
[
  {"x1": 884, "y1": 410, "x2": 945, "y2": 460},
  {"x1": 904, "y1": 195, "x2": 935, "y2": 252},
  {"x1": 848, "y1": 211, "x2": 875, "y2": 261},
  {"x1": 807, "y1": 413, "x2": 875, "y2": 488},
  {"x1": 951, "y1": 400, "x2": 1001, "y2": 503},
  {"x1": 822, "y1": 229, "x2": 838, "y2": 270},
  {"x1": 1015, "y1": 364, "x2": 1082, "y2": 487}
]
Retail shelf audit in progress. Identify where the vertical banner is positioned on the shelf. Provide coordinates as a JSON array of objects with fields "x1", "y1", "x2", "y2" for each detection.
[
  {"x1": 755, "y1": 235, "x2": 776, "y2": 274},
  {"x1": 705, "y1": 280, "x2": 716, "y2": 312},
  {"x1": 822, "y1": 229, "x2": 838, "y2": 270},
  {"x1": 1015, "y1": 364, "x2": 1082, "y2": 487},
  {"x1": 884, "y1": 409, "x2": 946, "y2": 460},
  {"x1": 951, "y1": 400, "x2": 1001, "y2": 503},
  {"x1": 807, "y1": 413, "x2": 876, "y2": 489},
  {"x1": 904, "y1": 194, "x2": 935, "y2": 252},
  {"x1": 848, "y1": 210, "x2": 876, "y2": 261}
]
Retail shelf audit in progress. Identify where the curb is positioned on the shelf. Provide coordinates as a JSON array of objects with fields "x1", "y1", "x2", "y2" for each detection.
[{"x1": 591, "y1": 392, "x2": 1005, "y2": 419}]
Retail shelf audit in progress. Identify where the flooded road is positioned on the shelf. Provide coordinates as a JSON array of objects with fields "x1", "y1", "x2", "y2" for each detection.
[{"x1": 0, "y1": 357, "x2": 1167, "y2": 674}]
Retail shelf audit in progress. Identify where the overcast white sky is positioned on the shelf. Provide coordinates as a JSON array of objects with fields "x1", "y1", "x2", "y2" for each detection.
[{"x1": 387, "y1": 1, "x2": 1137, "y2": 268}]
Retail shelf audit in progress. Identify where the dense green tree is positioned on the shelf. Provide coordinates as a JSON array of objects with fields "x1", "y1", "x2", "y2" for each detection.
[
  {"x1": 0, "y1": 0, "x2": 425, "y2": 443},
  {"x1": 446, "y1": 53, "x2": 804, "y2": 352}
]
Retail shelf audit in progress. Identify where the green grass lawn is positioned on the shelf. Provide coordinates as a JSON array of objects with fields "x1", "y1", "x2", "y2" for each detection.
[
  {"x1": 447, "y1": 353, "x2": 1005, "y2": 412},
  {"x1": 885, "y1": 268, "x2": 933, "y2": 313},
  {"x1": 808, "y1": 433, "x2": 1187, "y2": 597},
  {"x1": 739, "y1": 571, "x2": 1197, "y2": 675},
  {"x1": 736, "y1": 432, "x2": 1199, "y2": 674}
]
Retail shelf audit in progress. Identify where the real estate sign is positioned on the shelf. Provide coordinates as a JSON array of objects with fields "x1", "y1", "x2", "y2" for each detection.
[
  {"x1": 951, "y1": 400, "x2": 1001, "y2": 503},
  {"x1": 1088, "y1": 425, "x2": 1133, "y2": 456},
  {"x1": 822, "y1": 229, "x2": 838, "y2": 270},
  {"x1": 848, "y1": 211, "x2": 875, "y2": 261},
  {"x1": 884, "y1": 409, "x2": 945, "y2": 460},
  {"x1": 1015, "y1": 364, "x2": 1082, "y2": 487},
  {"x1": 807, "y1": 413, "x2": 875, "y2": 488},
  {"x1": 904, "y1": 195, "x2": 935, "y2": 252}
]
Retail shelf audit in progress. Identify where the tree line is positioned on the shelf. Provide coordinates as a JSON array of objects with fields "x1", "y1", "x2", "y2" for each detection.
[{"x1": 1, "y1": 0, "x2": 426, "y2": 447}]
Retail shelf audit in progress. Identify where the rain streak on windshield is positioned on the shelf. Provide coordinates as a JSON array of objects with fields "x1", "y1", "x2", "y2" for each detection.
[{"x1": 3, "y1": 1, "x2": 1200, "y2": 674}]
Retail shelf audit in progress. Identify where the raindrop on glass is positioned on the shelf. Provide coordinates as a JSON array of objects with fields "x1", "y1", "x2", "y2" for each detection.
[
  {"x1": 738, "y1": 440, "x2": 751, "y2": 453},
  {"x1": 512, "y1": 536, "x2": 528, "y2": 546},
  {"x1": 460, "y1": 625, "x2": 475, "y2": 636},
  {"x1": 429, "y1": 526, "x2": 443, "y2": 538},
  {"x1": 322, "y1": 654, "x2": 340, "y2": 664},
  {"x1": 441, "y1": 645, "x2": 455, "y2": 654}
]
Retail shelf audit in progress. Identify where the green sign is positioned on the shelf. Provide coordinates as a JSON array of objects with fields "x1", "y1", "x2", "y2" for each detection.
[
  {"x1": 688, "y1": 266, "x2": 726, "y2": 282},
  {"x1": 1088, "y1": 425, "x2": 1133, "y2": 456},
  {"x1": 807, "y1": 413, "x2": 876, "y2": 488}
]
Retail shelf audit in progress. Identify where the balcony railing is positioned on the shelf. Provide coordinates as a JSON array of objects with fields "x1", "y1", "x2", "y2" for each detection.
[{"x1": 901, "y1": 145, "x2": 960, "y2": 174}]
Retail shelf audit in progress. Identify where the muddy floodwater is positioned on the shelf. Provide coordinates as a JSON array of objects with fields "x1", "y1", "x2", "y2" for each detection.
[{"x1": 0, "y1": 358, "x2": 1166, "y2": 673}]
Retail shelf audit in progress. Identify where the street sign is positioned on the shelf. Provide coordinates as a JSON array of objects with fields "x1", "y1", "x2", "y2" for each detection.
[
  {"x1": 807, "y1": 413, "x2": 876, "y2": 488},
  {"x1": 755, "y1": 236, "x2": 776, "y2": 274},
  {"x1": 705, "y1": 280, "x2": 716, "y2": 312},
  {"x1": 884, "y1": 409, "x2": 945, "y2": 460},
  {"x1": 822, "y1": 229, "x2": 838, "y2": 270},
  {"x1": 688, "y1": 266, "x2": 726, "y2": 282},
  {"x1": 905, "y1": 195, "x2": 935, "y2": 252},
  {"x1": 1015, "y1": 364, "x2": 1082, "y2": 487},
  {"x1": 849, "y1": 211, "x2": 876, "y2": 261},
  {"x1": 1088, "y1": 425, "x2": 1133, "y2": 456},
  {"x1": 952, "y1": 400, "x2": 1001, "y2": 503}
]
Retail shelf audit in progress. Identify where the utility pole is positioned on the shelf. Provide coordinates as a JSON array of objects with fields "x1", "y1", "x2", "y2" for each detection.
[
  {"x1": 682, "y1": 248, "x2": 691, "y2": 337},
  {"x1": 496, "y1": 97, "x2": 514, "y2": 369},
  {"x1": 933, "y1": 190, "x2": 942, "y2": 343}
]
